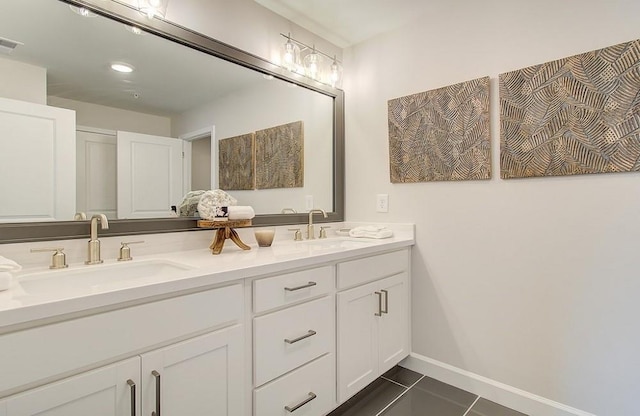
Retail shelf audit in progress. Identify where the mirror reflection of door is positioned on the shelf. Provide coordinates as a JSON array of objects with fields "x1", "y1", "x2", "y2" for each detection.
[
  {"x1": 76, "y1": 128, "x2": 117, "y2": 219},
  {"x1": 116, "y1": 131, "x2": 184, "y2": 219}
]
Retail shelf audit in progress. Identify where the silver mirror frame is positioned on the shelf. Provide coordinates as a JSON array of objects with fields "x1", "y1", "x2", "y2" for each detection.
[{"x1": 0, "y1": 0, "x2": 344, "y2": 243}]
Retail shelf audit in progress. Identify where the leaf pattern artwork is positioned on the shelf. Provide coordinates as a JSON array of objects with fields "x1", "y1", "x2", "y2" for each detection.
[
  {"x1": 388, "y1": 76, "x2": 491, "y2": 183},
  {"x1": 218, "y1": 133, "x2": 255, "y2": 190},
  {"x1": 255, "y1": 121, "x2": 304, "y2": 189},
  {"x1": 500, "y1": 39, "x2": 640, "y2": 179}
]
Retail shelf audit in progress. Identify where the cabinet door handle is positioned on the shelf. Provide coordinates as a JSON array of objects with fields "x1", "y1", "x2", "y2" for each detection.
[
  {"x1": 126, "y1": 379, "x2": 136, "y2": 416},
  {"x1": 284, "y1": 281, "x2": 317, "y2": 291},
  {"x1": 284, "y1": 330, "x2": 317, "y2": 344},
  {"x1": 151, "y1": 370, "x2": 161, "y2": 416},
  {"x1": 284, "y1": 392, "x2": 317, "y2": 412},
  {"x1": 375, "y1": 291, "x2": 383, "y2": 316},
  {"x1": 381, "y1": 289, "x2": 389, "y2": 314}
]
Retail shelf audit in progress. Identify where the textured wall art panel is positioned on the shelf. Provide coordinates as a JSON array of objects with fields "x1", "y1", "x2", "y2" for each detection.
[
  {"x1": 500, "y1": 39, "x2": 640, "y2": 179},
  {"x1": 255, "y1": 121, "x2": 304, "y2": 189},
  {"x1": 218, "y1": 133, "x2": 255, "y2": 190},
  {"x1": 388, "y1": 76, "x2": 491, "y2": 183}
]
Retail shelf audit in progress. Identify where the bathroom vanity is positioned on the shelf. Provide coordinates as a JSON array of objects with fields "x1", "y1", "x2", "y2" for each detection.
[{"x1": 0, "y1": 227, "x2": 413, "y2": 416}]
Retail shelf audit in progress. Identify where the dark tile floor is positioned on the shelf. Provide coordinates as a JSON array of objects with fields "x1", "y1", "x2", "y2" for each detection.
[{"x1": 328, "y1": 367, "x2": 527, "y2": 416}]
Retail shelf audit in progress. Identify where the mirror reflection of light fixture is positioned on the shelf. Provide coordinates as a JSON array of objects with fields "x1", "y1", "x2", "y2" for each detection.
[
  {"x1": 69, "y1": 5, "x2": 97, "y2": 17},
  {"x1": 279, "y1": 33, "x2": 342, "y2": 88},
  {"x1": 137, "y1": 0, "x2": 169, "y2": 19}
]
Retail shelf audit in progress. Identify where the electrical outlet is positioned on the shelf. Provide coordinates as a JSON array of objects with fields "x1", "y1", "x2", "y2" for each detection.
[
  {"x1": 305, "y1": 195, "x2": 314, "y2": 211},
  {"x1": 376, "y1": 194, "x2": 389, "y2": 213}
]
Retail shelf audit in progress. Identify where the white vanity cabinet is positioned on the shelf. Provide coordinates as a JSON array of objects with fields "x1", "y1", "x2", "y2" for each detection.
[
  {"x1": 4, "y1": 358, "x2": 140, "y2": 416},
  {"x1": 252, "y1": 265, "x2": 336, "y2": 416},
  {"x1": 0, "y1": 283, "x2": 244, "y2": 416},
  {"x1": 336, "y1": 249, "x2": 410, "y2": 403}
]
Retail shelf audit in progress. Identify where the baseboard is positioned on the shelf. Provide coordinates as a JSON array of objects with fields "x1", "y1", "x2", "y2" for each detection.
[{"x1": 400, "y1": 353, "x2": 597, "y2": 416}]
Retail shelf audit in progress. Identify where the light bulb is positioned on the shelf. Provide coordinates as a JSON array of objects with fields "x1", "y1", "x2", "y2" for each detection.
[
  {"x1": 330, "y1": 56, "x2": 343, "y2": 88},
  {"x1": 280, "y1": 34, "x2": 300, "y2": 72},
  {"x1": 303, "y1": 47, "x2": 324, "y2": 81}
]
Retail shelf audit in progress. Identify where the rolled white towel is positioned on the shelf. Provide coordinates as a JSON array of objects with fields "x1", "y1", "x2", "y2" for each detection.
[
  {"x1": 228, "y1": 206, "x2": 255, "y2": 220},
  {"x1": 0, "y1": 272, "x2": 12, "y2": 291},
  {"x1": 0, "y1": 255, "x2": 22, "y2": 272},
  {"x1": 348, "y1": 225, "x2": 393, "y2": 239},
  {"x1": 197, "y1": 190, "x2": 238, "y2": 220}
]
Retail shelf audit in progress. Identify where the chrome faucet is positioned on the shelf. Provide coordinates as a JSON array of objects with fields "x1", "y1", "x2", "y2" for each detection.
[
  {"x1": 307, "y1": 209, "x2": 327, "y2": 239},
  {"x1": 86, "y1": 214, "x2": 109, "y2": 265}
]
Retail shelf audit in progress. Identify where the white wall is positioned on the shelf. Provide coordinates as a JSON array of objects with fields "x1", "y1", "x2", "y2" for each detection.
[
  {"x1": 48, "y1": 96, "x2": 171, "y2": 136},
  {"x1": 0, "y1": 57, "x2": 46, "y2": 104},
  {"x1": 173, "y1": 81, "x2": 334, "y2": 214},
  {"x1": 343, "y1": 0, "x2": 640, "y2": 415}
]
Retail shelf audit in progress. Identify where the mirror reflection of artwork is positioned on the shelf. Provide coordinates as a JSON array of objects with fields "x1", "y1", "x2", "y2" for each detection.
[
  {"x1": 500, "y1": 39, "x2": 640, "y2": 179},
  {"x1": 388, "y1": 76, "x2": 491, "y2": 182},
  {"x1": 218, "y1": 133, "x2": 255, "y2": 190},
  {"x1": 255, "y1": 121, "x2": 304, "y2": 189}
]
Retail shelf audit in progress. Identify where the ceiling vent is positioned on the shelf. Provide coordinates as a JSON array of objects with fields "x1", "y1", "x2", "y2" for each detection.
[{"x1": 0, "y1": 37, "x2": 23, "y2": 54}]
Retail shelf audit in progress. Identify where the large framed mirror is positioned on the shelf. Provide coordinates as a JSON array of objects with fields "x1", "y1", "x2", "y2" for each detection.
[{"x1": 0, "y1": 0, "x2": 344, "y2": 243}]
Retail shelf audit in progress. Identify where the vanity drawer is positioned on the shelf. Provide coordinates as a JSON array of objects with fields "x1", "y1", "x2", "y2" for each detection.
[
  {"x1": 254, "y1": 296, "x2": 333, "y2": 386},
  {"x1": 0, "y1": 284, "x2": 242, "y2": 396},
  {"x1": 253, "y1": 266, "x2": 334, "y2": 314},
  {"x1": 254, "y1": 353, "x2": 335, "y2": 416},
  {"x1": 337, "y1": 249, "x2": 408, "y2": 289}
]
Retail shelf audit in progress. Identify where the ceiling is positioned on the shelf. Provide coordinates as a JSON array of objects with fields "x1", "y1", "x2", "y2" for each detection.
[{"x1": 254, "y1": 0, "x2": 432, "y2": 48}]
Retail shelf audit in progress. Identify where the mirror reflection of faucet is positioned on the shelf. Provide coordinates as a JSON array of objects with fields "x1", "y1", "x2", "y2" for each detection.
[
  {"x1": 281, "y1": 208, "x2": 297, "y2": 214},
  {"x1": 86, "y1": 214, "x2": 109, "y2": 265}
]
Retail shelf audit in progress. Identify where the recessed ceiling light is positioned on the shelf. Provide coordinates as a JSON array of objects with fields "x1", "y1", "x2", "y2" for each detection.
[{"x1": 111, "y1": 63, "x2": 134, "y2": 73}]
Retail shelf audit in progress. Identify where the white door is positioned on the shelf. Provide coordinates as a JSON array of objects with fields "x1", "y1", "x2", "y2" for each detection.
[
  {"x1": 337, "y1": 281, "x2": 379, "y2": 403},
  {"x1": 76, "y1": 128, "x2": 117, "y2": 219},
  {"x1": 5, "y1": 357, "x2": 140, "y2": 416},
  {"x1": 0, "y1": 97, "x2": 75, "y2": 222},
  {"x1": 141, "y1": 325, "x2": 244, "y2": 416},
  {"x1": 117, "y1": 131, "x2": 183, "y2": 219},
  {"x1": 378, "y1": 273, "x2": 410, "y2": 374}
]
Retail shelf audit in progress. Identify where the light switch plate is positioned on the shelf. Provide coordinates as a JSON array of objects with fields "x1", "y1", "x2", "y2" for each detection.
[{"x1": 376, "y1": 194, "x2": 389, "y2": 213}]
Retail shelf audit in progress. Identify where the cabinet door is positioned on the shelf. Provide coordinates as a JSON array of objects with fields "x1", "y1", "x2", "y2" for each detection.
[
  {"x1": 141, "y1": 325, "x2": 244, "y2": 416},
  {"x1": 6, "y1": 357, "x2": 140, "y2": 416},
  {"x1": 337, "y1": 281, "x2": 379, "y2": 403},
  {"x1": 378, "y1": 272, "x2": 410, "y2": 374}
]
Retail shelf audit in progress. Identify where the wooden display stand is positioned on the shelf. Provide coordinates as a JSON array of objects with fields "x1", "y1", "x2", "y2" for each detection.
[{"x1": 197, "y1": 219, "x2": 252, "y2": 255}]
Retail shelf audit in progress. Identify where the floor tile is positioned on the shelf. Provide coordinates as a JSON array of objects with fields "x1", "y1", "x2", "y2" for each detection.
[
  {"x1": 382, "y1": 366, "x2": 423, "y2": 387},
  {"x1": 380, "y1": 376, "x2": 478, "y2": 416},
  {"x1": 467, "y1": 398, "x2": 528, "y2": 416},
  {"x1": 412, "y1": 376, "x2": 478, "y2": 408},
  {"x1": 328, "y1": 378, "x2": 406, "y2": 416}
]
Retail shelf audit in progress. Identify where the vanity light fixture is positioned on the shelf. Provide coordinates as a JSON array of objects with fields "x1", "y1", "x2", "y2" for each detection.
[
  {"x1": 279, "y1": 33, "x2": 343, "y2": 88},
  {"x1": 137, "y1": 0, "x2": 169, "y2": 19},
  {"x1": 111, "y1": 62, "x2": 134, "y2": 73},
  {"x1": 281, "y1": 33, "x2": 301, "y2": 73}
]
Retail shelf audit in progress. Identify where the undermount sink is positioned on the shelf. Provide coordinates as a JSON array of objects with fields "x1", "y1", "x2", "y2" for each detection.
[{"x1": 17, "y1": 259, "x2": 194, "y2": 297}]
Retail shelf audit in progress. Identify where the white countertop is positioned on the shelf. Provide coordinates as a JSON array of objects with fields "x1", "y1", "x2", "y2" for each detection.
[{"x1": 0, "y1": 224, "x2": 414, "y2": 331}]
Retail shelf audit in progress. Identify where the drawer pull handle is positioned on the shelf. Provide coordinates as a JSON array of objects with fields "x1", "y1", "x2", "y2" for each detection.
[
  {"x1": 151, "y1": 370, "x2": 161, "y2": 416},
  {"x1": 285, "y1": 281, "x2": 317, "y2": 292},
  {"x1": 375, "y1": 291, "x2": 383, "y2": 316},
  {"x1": 381, "y1": 289, "x2": 389, "y2": 314},
  {"x1": 126, "y1": 379, "x2": 136, "y2": 416},
  {"x1": 284, "y1": 392, "x2": 317, "y2": 412},
  {"x1": 285, "y1": 330, "x2": 317, "y2": 344}
]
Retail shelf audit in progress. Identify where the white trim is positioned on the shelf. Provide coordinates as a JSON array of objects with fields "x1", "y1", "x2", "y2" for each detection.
[
  {"x1": 462, "y1": 396, "x2": 481, "y2": 416},
  {"x1": 400, "y1": 353, "x2": 598, "y2": 416},
  {"x1": 76, "y1": 125, "x2": 116, "y2": 136}
]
